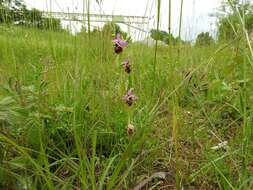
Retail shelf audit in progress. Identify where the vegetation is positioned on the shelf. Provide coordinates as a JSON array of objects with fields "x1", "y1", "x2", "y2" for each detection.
[
  {"x1": 79, "y1": 22, "x2": 132, "y2": 43},
  {"x1": 150, "y1": 29, "x2": 183, "y2": 45},
  {"x1": 195, "y1": 32, "x2": 214, "y2": 46},
  {"x1": 218, "y1": 0, "x2": 253, "y2": 41},
  {"x1": 1, "y1": 0, "x2": 253, "y2": 189},
  {"x1": 0, "y1": 0, "x2": 61, "y2": 30}
]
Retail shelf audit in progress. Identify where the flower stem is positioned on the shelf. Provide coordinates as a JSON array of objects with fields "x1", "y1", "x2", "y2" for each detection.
[{"x1": 154, "y1": 0, "x2": 161, "y2": 79}]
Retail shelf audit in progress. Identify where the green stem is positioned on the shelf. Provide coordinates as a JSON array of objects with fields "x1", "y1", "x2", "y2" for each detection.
[
  {"x1": 87, "y1": 0, "x2": 91, "y2": 38},
  {"x1": 154, "y1": 0, "x2": 161, "y2": 79},
  {"x1": 168, "y1": 0, "x2": 172, "y2": 34},
  {"x1": 178, "y1": 0, "x2": 183, "y2": 57},
  {"x1": 178, "y1": 0, "x2": 184, "y2": 40}
]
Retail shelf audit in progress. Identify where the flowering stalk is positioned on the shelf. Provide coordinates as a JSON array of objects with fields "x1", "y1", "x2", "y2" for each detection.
[
  {"x1": 112, "y1": 33, "x2": 128, "y2": 54},
  {"x1": 122, "y1": 59, "x2": 133, "y2": 89},
  {"x1": 112, "y1": 33, "x2": 138, "y2": 136},
  {"x1": 123, "y1": 88, "x2": 138, "y2": 136}
]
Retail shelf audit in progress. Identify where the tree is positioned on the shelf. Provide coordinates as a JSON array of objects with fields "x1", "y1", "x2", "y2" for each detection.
[
  {"x1": 150, "y1": 29, "x2": 183, "y2": 45},
  {"x1": 102, "y1": 22, "x2": 131, "y2": 42},
  {"x1": 0, "y1": 0, "x2": 62, "y2": 30},
  {"x1": 0, "y1": 0, "x2": 11, "y2": 6},
  {"x1": 217, "y1": 0, "x2": 253, "y2": 41},
  {"x1": 195, "y1": 32, "x2": 214, "y2": 46},
  {"x1": 79, "y1": 22, "x2": 132, "y2": 43}
]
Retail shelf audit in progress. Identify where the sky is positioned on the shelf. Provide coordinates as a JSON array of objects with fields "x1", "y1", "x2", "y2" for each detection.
[{"x1": 23, "y1": 0, "x2": 222, "y2": 41}]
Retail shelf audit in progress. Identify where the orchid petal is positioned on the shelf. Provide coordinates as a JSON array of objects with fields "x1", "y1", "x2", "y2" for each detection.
[{"x1": 119, "y1": 40, "x2": 128, "y2": 47}]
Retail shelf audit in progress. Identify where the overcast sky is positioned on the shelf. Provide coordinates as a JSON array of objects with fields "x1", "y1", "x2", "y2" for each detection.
[{"x1": 23, "y1": 0, "x2": 222, "y2": 41}]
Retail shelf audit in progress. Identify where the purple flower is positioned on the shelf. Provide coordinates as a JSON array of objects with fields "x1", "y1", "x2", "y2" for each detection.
[
  {"x1": 112, "y1": 33, "x2": 128, "y2": 54},
  {"x1": 122, "y1": 88, "x2": 138, "y2": 106},
  {"x1": 122, "y1": 59, "x2": 131, "y2": 74}
]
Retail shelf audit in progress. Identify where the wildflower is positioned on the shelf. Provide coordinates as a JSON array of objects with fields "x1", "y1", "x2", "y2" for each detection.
[
  {"x1": 122, "y1": 59, "x2": 131, "y2": 74},
  {"x1": 112, "y1": 33, "x2": 128, "y2": 54},
  {"x1": 122, "y1": 88, "x2": 138, "y2": 106},
  {"x1": 127, "y1": 123, "x2": 135, "y2": 136}
]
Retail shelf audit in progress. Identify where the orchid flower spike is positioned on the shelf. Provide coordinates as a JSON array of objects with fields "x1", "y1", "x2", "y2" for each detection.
[
  {"x1": 122, "y1": 59, "x2": 131, "y2": 74},
  {"x1": 122, "y1": 88, "x2": 138, "y2": 106},
  {"x1": 112, "y1": 33, "x2": 128, "y2": 54}
]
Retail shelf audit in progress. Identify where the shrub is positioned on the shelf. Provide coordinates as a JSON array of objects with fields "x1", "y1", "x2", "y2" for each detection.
[{"x1": 195, "y1": 32, "x2": 214, "y2": 46}]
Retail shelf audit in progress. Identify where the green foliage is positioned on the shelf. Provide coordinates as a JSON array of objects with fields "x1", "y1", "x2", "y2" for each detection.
[
  {"x1": 195, "y1": 32, "x2": 214, "y2": 46},
  {"x1": 150, "y1": 29, "x2": 184, "y2": 45},
  {"x1": 102, "y1": 22, "x2": 132, "y2": 42},
  {"x1": 0, "y1": 0, "x2": 61, "y2": 30},
  {"x1": 150, "y1": 29, "x2": 168, "y2": 41},
  {"x1": 217, "y1": 0, "x2": 253, "y2": 41},
  {"x1": 102, "y1": 22, "x2": 123, "y2": 35},
  {"x1": 218, "y1": 13, "x2": 253, "y2": 41},
  {"x1": 79, "y1": 22, "x2": 132, "y2": 42},
  {"x1": 1, "y1": 8, "x2": 253, "y2": 188}
]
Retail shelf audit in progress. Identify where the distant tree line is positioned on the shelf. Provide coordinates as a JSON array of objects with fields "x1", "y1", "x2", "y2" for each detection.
[
  {"x1": 79, "y1": 22, "x2": 132, "y2": 43},
  {"x1": 149, "y1": 28, "x2": 214, "y2": 47},
  {"x1": 2, "y1": 0, "x2": 253, "y2": 44},
  {"x1": 0, "y1": 0, "x2": 61, "y2": 30},
  {"x1": 150, "y1": 29, "x2": 186, "y2": 45},
  {"x1": 101, "y1": 22, "x2": 131, "y2": 42},
  {"x1": 150, "y1": 0, "x2": 253, "y2": 46}
]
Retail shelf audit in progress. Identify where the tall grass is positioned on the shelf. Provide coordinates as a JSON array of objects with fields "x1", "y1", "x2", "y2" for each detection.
[
  {"x1": 1, "y1": 0, "x2": 253, "y2": 189},
  {"x1": 168, "y1": 0, "x2": 172, "y2": 34},
  {"x1": 153, "y1": 0, "x2": 161, "y2": 79},
  {"x1": 178, "y1": 0, "x2": 184, "y2": 40}
]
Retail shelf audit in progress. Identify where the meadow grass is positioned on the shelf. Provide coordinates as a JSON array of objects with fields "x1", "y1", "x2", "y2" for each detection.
[{"x1": 0, "y1": 10, "x2": 253, "y2": 189}]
